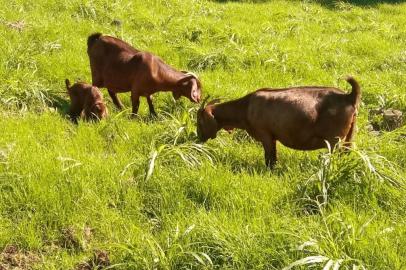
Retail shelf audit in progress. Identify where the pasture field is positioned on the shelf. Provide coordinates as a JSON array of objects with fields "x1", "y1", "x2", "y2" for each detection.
[{"x1": 0, "y1": 0, "x2": 405, "y2": 269}]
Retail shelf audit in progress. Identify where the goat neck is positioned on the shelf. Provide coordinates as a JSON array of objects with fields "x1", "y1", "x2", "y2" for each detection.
[{"x1": 211, "y1": 96, "x2": 250, "y2": 131}]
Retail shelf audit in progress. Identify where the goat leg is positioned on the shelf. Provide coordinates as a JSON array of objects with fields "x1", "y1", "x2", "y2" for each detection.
[
  {"x1": 108, "y1": 89, "x2": 124, "y2": 110},
  {"x1": 147, "y1": 95, "x2": 157, "y2": 117},
  {"x1": 262, "y1": 138, "x2": 277, "y2": 169},
  {"x1": 342, "y1": 116, "x2": 356, "y2": 151},
  {"x1": 131, "y1": 92, "x2": 140, "y2": 117}
]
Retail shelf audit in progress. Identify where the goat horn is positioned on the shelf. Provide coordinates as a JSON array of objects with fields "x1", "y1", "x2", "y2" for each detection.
[
  {"x1": 200, "y1": 95, "x2": 211, "y2": 109},
  {"x1": 181, "y1": 71, "x2": 199, "y2": 79},
  {"x1": 186, "y1": 72, "x2": 198, "y2": 79}
]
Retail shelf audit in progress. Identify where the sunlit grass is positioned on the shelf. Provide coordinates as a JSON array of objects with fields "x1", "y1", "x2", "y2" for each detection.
[{"x1": 0, "y1": 0, "x2": 405, "y2": 269}]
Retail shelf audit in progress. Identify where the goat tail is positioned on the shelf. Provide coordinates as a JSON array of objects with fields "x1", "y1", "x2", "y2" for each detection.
[
  {"x1": 65, "y1": 79, "x2": 71, "y2": 89},
  {"x1": 87, "y1": 32, "x2": 102, "y2": 49},
  {"x1": 345, "y1": 76, "x2": 361, "y2": 108}
]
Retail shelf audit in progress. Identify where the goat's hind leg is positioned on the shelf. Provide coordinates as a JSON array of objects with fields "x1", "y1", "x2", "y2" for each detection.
[
  {"x1": 108, "y1": 89, "x2": 124, "y2": 110},
  {"x1": 261, "y1": 137, "x2": 277, "y2": 169},
  {"x1": 342, "y1": 117, "x2": 357, "y2": 152}
]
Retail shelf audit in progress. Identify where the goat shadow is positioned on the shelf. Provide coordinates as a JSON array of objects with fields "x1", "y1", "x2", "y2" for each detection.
[
  {"x1": 211, "y1": 0, "x2": 404, "y2": 7},
  {"x1": 47, "y1": 93, "x2": 70, "y2": 119},
  {"x1": 48, "y1": 92, "x2": 137, "y2": 123},
  {"x1": 221, "y1": 153, "x2": 289, "y2": 177},
  {"x1": 48, "y1": 95, "x2": 174, "y2": 125},
  {"x1": 314, "y1": 0, "x2": 405, "y2": 8}
]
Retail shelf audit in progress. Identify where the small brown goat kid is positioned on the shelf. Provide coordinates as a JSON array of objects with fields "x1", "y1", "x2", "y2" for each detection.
[
  {"x1": 197, "y1": 77, "x2": 361, "y2": 168},
  {"x1": 65, "y1": 79, "x2": 108, "y2": 122},
  {"x1": 87, "y1": 33, "x2": 202, "y2": 116}
]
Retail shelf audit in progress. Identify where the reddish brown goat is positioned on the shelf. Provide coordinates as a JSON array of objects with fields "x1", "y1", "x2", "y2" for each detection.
[
  {"x1": 197, "y1": 77, "x2": 361, "y2": 168},
  {"x1": 65, "y1": 79, "x2": 108, "y2": 123},
  {"x1": 87, "y1": 33, "x2": 202, "y2": 116}
]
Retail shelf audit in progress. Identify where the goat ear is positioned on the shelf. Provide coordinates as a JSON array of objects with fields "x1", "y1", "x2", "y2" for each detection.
[
  {"x1": 65, "y1": 79, "x2": 71, "y2": 89},
  {"x1": 204, "y1": 108, "x2": 218, "y2": 139},
  {"x1": 191, "y1": 83, "x2": 201, "y2": 103}
]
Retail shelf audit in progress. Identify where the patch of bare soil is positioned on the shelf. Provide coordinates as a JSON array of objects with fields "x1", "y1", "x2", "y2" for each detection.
[
  {"x1": 368, "y1": 108, "x2": 403, "y2": 133},
  {"x1": 5, "y1": 21, "x2": 25, "y2": 31},
  {"x1": 0, "y1": 245, "x2": 40, "y2": 270}
]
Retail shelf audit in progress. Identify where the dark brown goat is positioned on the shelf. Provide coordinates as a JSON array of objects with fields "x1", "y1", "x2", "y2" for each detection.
[
  {"x1": 197, "y1": 77, "x2": 361, "y2": 168},
  {"x1": 87, "y1": 33, "x2": 202, "y2": 116},
  {"x1": 65, "y1": 79, "x2": 108, "y2": 122}
]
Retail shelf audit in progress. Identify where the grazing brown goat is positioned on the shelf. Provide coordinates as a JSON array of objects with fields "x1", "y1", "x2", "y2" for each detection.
[
  {"x1": 65, "y1": 79, "x2": 108, "y2": 123},
  {"x1": 87, "y1": 33, "x2": 202, "y2": 116},
  {"x1": 197, "y1": 77, "x2": 361, "y2": 168}
]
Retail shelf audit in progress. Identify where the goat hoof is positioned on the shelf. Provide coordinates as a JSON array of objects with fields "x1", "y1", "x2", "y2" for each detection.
[
  {"x1": 266, "y1": 162, "x2": 276, "y2": 170},
  {"x1": 130, "y1": 113, "x2": 139, "y2": 119}
]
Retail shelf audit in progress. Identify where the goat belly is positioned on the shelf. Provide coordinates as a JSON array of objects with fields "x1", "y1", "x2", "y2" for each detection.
[
  {"x1": 278, "y1": 136, "x2": 328, "y2": 151},
  {"x1": 259, "y1": 112, "x2": 328, "y2": 151}
]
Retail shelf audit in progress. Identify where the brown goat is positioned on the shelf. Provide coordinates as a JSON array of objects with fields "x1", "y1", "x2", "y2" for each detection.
[
  {"x1": 65, "y1": 79, "x2": 108, "y2": 123},
  {"x1": 87, "y1": 33, "x2": 202, "y2": 116},
  {"x1": 197, "y1": 77, "x2": 361, "y2": 168}
]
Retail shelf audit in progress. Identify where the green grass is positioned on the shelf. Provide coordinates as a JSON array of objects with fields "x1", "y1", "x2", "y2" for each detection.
[{"x1": 1, "y1": 0, "x2": 406, "y2": 269}]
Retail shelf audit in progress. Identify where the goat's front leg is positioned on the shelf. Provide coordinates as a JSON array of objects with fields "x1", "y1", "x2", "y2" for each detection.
[
  {"x1": 131, "y1": 92, "x2": 140, "y2": 117},
  {"x1": 262, "y1": 138, "x2": 277, "y2": 169},
  {"x1": 146, "y1": 95, "x2": 157, "y2": 116},
  {"x1": 108, "y1": 89, "x2": 124, "y2": 110}
]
